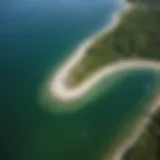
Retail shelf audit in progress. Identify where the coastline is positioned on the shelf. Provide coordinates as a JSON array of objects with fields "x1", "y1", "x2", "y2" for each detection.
[
  {"x1": 50, "y1": 59, "x2": 160, "y2": 101},
  {"x1": 107, "y1": 87, "x2": 160, "y2": 160},
  {"x1": 49, "y1": 1, "x2": 136, "y2": 101},
  {"x1": 44, "y1": 0, "x2": 160, "y2": 160}
]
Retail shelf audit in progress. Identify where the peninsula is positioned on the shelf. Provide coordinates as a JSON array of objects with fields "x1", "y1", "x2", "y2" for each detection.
[
  {"x1": 45, "y1": 0, "x2": 160, "y2": 159},
  {"x1": 50, "y1": 0, "x2": 160, "y2": 101}
]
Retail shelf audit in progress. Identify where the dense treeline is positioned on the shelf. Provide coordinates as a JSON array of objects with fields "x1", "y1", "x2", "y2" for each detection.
[{"x1": 67, "y1": 2, "x2": 160, "y2": 87}]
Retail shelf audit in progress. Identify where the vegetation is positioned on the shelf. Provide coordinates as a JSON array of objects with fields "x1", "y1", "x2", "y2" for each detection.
[
  {"x1": 63, "y1": 0, "x2": 160, "y2": 159},
  {"x1": 122, "y1": 107, "x2": 160, "y2": 160},
  {"x1": 128, "y1": 0, "x2": 160, "y2": 4},
  {"x1": 65, "y1": 0, "x2": 160, "y2": 157},
  {"x1": 66, "y1": 0, "x2": 160, "y2": 87}
]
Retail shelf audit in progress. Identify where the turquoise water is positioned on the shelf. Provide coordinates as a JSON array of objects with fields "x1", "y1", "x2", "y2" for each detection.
[{"x1": 1, "y1": 1, "x2": 159, "y2": 160}]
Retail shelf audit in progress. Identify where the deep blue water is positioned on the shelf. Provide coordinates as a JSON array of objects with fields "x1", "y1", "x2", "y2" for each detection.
[{"x1": 1, "y1": 1, "x2": 159, "y2": 160}]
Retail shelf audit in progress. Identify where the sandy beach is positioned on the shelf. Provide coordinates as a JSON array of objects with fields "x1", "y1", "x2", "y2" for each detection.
[
  {"x1": 49, "y1": 0, "x2": 129, "y2": 99},
  {"x1": 50, "y1": 59, "x2": 160, "y2": 101},
  {"x1": 49, "y1": 1, "x2": 138, "y2": 101},
  {"x1": 48, "y1": 0, "x2": 160, "y2": 159},
  {"x1": 108, "y1": 89, "x2": 160, "y2": 160}
]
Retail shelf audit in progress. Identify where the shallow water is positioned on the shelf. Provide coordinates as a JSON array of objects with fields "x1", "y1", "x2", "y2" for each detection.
[{"x1": 1, "y1": 0, "x2": 159, "y2": 160}]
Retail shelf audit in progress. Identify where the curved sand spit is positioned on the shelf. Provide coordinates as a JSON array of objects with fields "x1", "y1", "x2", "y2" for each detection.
[
  {"x1": 50, "y1": 1, "x2": 160, "y2": 101},
  {"x1": 48, "y1": 0, "x2": 160, "y2": 159},
  {"x1": 50, "y1": 59, "x2": 160, "y2": 101},
  {"x1": 50, "y1": 0, "x2": 131, "y2": 101}
]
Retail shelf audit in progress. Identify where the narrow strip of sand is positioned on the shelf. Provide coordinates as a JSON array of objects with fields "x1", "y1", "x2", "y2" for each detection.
[
  {"x1": 48, "y1": 0, "x2": 160, "y2": 159},
  {"x1": 109, "y1": 91, "x2": 160, "y2": 160},
  {"x1": 50, "y1": 59, "x2": 160, "y2": 101},
  {"x1": 49, "y1": 0, "x2": 160, "y2": 102},
  {"x1": 49, "y1": 0, "x2": 131, "y2": 101}
]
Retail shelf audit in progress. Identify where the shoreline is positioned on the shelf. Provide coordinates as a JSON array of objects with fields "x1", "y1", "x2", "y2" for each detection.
[
  {"x1": 49, "y1": 1, "x2": 137, "y2": 101},
  {"x1": 49, "y1": 0, "x2": 129, "y2": 99},
  {"x1": 50, "y1": 59, "x2": 160, "y2": 101},
  {"x1": 108, "y1": 88, "x2": 160, "y2": 160},
  {"x1": 45, "y1": 0, "x2": 160, "y2": 159}
]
